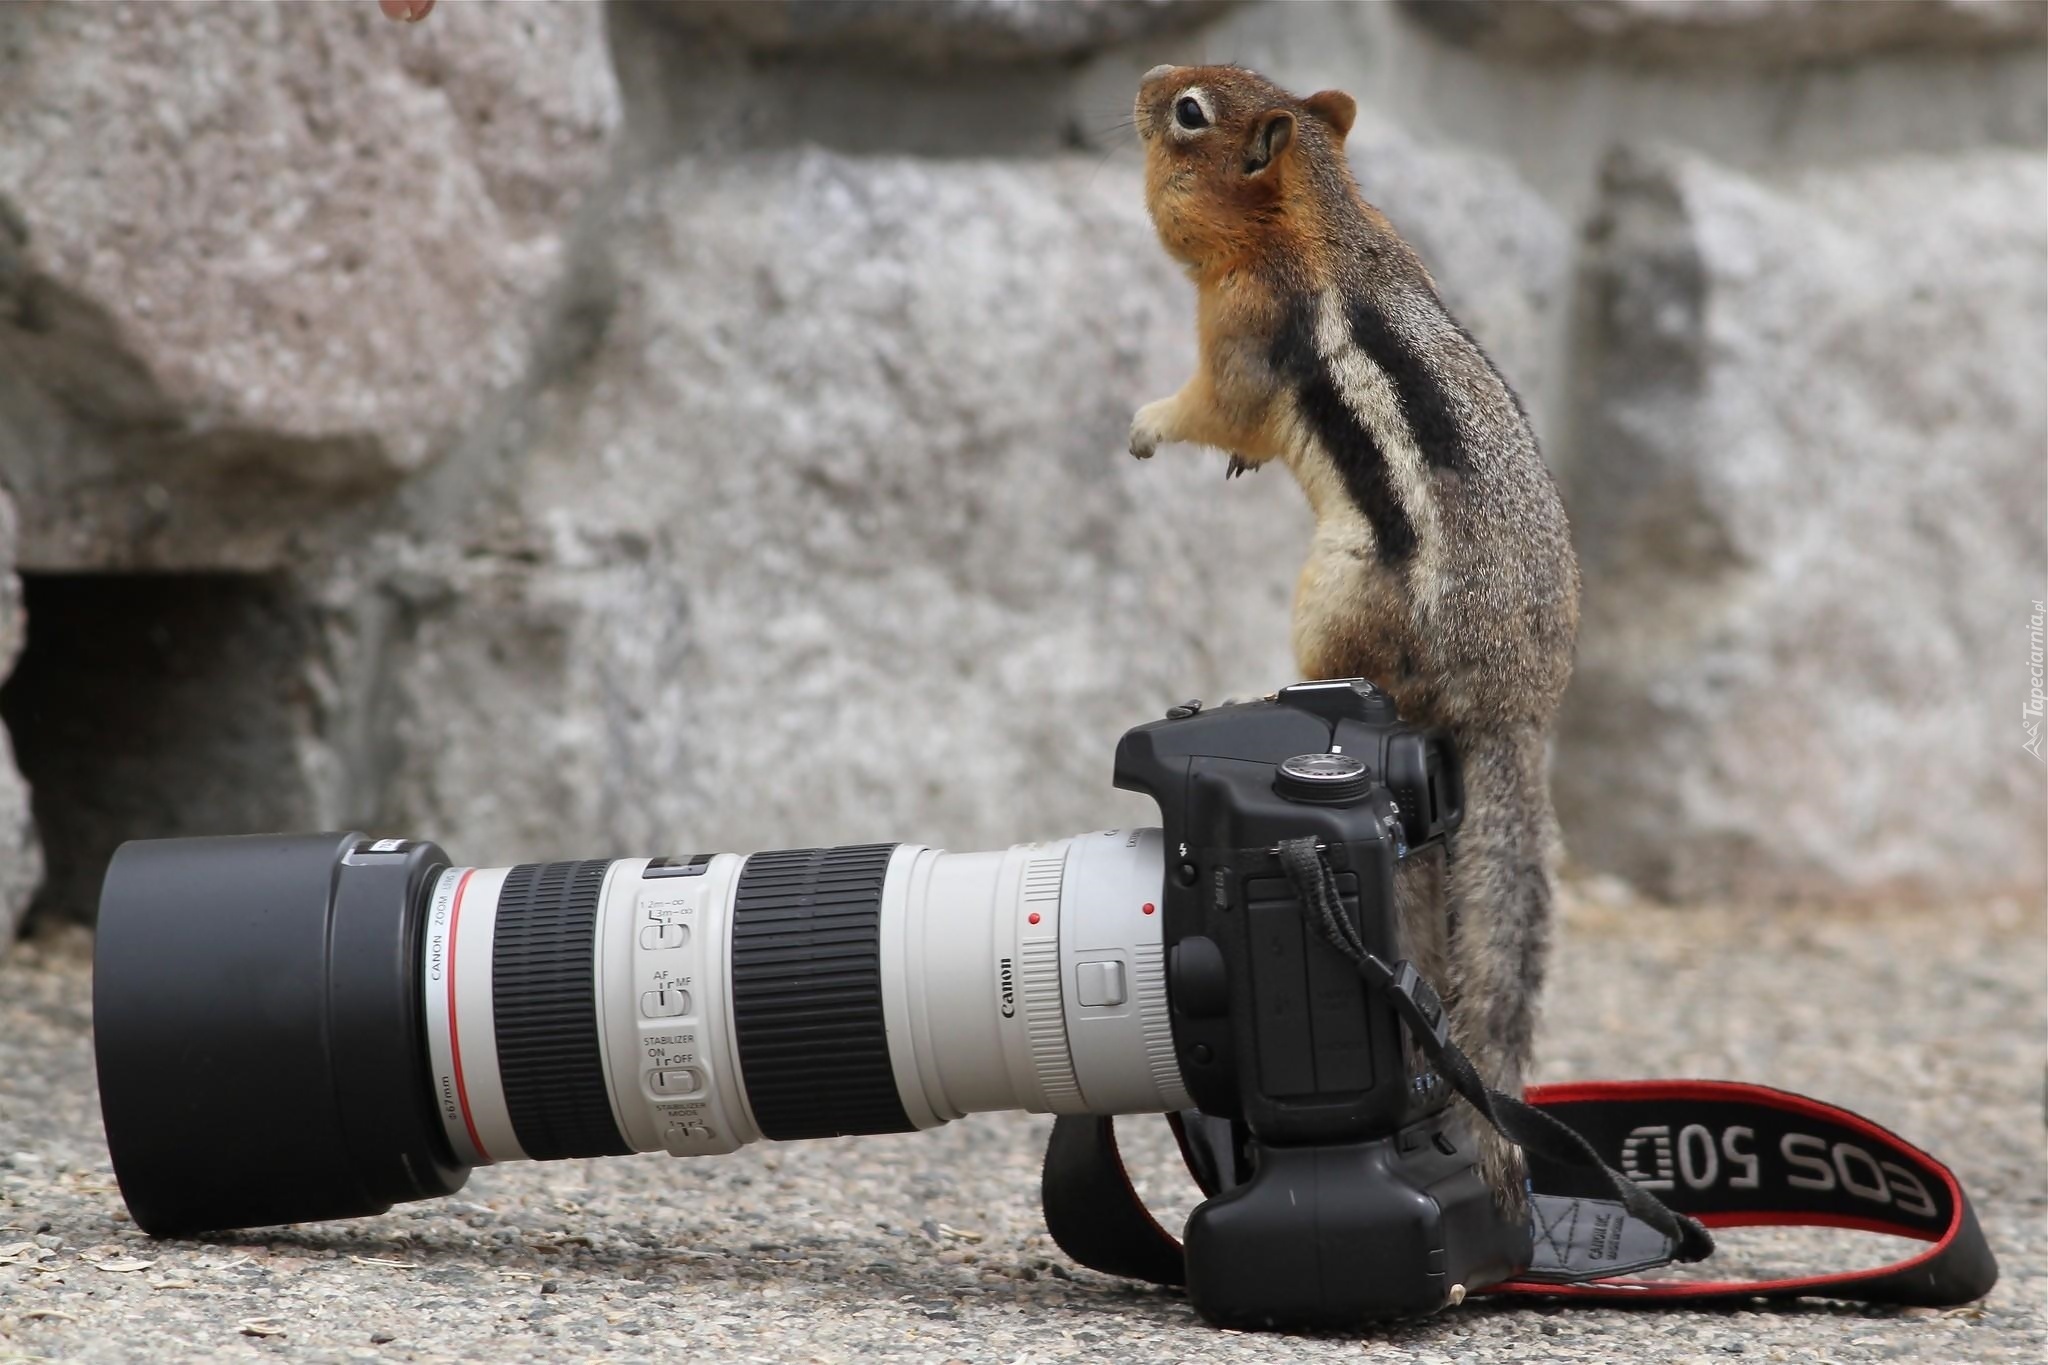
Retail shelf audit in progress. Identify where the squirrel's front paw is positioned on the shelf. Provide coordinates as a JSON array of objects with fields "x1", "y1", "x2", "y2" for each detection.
[{"x1": 1128, "y1": 399, "x2": 1176, "y2": 460}]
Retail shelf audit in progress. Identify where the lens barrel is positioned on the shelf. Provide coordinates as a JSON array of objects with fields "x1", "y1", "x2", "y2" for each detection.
[
  {"x1": 94, "y1": 827, "x2": 1184, "y2": 1237},
  {"x1": 491, "y1": 860, "x2": 633, "y2": 1160},
  {"x1": 730, "y1": 844, "x2": 909, "y2": 1140},
  {"x1": 94, "y1": 834, "x2": 470, "y2": 1236}
]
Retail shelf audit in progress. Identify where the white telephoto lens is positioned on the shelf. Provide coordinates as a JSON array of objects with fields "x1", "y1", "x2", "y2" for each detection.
[{"x1": 420, "y1": 830, "x2": 1189, "y2": 1168}]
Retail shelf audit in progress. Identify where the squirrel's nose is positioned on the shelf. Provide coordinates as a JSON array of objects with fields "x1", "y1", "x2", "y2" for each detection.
[{"x1": 1141, "y1": 63, "x2": 1175, "y2": 86}]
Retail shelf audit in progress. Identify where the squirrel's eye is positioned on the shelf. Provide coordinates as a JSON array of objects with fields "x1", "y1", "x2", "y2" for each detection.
[{"x1": 1174, "y1": 95, "x2": 1208, "y2": 131}]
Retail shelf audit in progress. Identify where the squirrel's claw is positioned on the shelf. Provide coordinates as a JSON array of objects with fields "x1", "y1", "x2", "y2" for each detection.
[{"x1": 1226, "y1": 454, "x2": 1257, "y2": 479}]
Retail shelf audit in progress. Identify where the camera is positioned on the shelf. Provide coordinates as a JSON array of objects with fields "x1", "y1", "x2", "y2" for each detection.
[{"x1": 93, "y1": 678, "x2": 1528, "y2": 1328}]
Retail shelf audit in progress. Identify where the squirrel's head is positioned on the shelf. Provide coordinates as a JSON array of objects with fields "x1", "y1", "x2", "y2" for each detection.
[{"x1": 1134, "y1": 65, "x2": 1357, "y2": 274}]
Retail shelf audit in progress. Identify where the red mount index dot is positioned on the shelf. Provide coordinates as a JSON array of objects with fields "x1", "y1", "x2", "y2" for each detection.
[
  {"x1": 1142, "y1": 903, "x2": 1156, "y2": 915},
  {"x1": 1027, "y1": 912, "x2": 1041, "y2": 925}
]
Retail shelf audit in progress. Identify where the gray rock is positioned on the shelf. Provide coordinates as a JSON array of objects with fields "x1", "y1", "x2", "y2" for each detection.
[
  {"x1": 0, "y1": 0, "x2": 618, "y2": 497},
  {"x1": 646, "y1": 0, "x2": 1233, "y2": 66},
  {"x1": 1556, "y1": 144, "x2": 2048, "y2": 903},
  {"x1": 0, "y1": 490, "x2": 17, "y2": 677},
  {"x1": 0, "y1": 487, "x2": 37, "y2": 940},
  {"x1": 1403, "y1": 0, "x2": 2047, "y2": 65}
]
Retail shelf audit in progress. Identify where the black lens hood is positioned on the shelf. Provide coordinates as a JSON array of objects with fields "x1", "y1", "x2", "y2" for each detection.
[{"x1": 94, "y1": 832, "x2": 470, "y2": 1235}]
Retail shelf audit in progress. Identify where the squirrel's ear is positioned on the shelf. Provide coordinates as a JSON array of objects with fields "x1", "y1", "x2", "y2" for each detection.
[
  {"x1": 1302, "y1": 89, "x2": 1357, "y2": 141},
  {"x1": 1245, "y1": 109, "x2": 1295, "y2": 176}
]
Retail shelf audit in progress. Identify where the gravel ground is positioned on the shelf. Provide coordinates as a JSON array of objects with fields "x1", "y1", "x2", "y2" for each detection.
[{"x1": 1, "y1": 886, "x2": 2041, "y2": 1364}]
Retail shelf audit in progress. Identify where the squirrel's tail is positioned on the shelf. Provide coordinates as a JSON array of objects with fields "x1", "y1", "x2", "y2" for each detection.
[{"x1": 1440, "y1": 727, "x2": 1560, "y2": 1097}]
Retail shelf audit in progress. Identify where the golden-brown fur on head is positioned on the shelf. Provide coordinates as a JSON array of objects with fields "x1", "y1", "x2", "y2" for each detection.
[{"x1": 1134, "y1": 64, "x2": 1359, "y2": 281}]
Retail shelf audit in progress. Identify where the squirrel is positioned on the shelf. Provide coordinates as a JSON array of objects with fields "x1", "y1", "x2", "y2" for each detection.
[{"x1": 1128, "y1": 64, "x2": 1581, "y2": 1213}]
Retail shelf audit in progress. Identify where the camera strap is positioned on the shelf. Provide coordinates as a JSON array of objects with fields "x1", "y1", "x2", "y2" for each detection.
[
  {"x1": 1042, "y1": 1082, "x2": 1997, "y2": 1307},
  {"x1": 1038, "y1": 839, "x2": 1999, "y2": 1309},
  {"x1": 1272, "y1": 837, "x2": 1718, "y2": 1268}
]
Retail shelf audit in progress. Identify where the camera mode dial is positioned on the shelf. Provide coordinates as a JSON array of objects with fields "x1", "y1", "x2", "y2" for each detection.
[{"x1": 1274, "y1": 752, "x2": 1373, "y2": 805}]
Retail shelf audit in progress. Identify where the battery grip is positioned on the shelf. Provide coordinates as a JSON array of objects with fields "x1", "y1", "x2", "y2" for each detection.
[{"x1": 1182, "y1": 1114, "x2": 1532, "y2": 1328}]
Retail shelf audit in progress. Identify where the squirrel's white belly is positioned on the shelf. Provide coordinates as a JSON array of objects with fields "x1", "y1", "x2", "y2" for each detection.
[{"x1": 1289, "y1": 518, "x2": 1416, "y2": 681}]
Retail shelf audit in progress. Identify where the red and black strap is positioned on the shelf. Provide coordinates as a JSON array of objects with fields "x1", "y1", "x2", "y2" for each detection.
[
  {"x1": 1492, "y1": 1079, "x2": 1997, "y2": 1305},
  {"x1": 1041, "y1": 1080, "x2": 1998, "y2": 1308}
]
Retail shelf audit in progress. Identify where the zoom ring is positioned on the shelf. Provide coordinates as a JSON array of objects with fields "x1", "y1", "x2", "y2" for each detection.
[
  {"x1": 493, "y1": 859, "x2": 633, "y2": 1161},
  {"x1": 732, "y1": 845, "x2": 911, "y2": 1141}
]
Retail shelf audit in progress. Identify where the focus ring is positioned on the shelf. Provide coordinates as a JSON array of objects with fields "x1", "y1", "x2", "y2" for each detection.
[
  {"x1": 732, "y1": 845, "x2": 911, "y2": 1140},
  {"x1": 493, "y1": 860, "x2": 632, "y2": 1161}
]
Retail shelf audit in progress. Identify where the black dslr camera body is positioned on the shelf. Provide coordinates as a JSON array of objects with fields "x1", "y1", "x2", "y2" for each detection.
[
  {"x1": 92, "y1": 677, "x2": 1532, "y2": 1334},
  {"x1": 1118, "y1": 678, "x2": 1530, "y2": 1326}
]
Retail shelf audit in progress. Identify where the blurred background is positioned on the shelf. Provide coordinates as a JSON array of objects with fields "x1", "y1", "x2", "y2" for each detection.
[{"x1": 0, "y1": 0, "x2": 2042, "y2": 946}]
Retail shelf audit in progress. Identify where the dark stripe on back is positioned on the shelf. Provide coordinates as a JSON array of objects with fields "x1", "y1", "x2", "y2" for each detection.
[
  {"x1": 1455, "y1": 317, "x2": 1540, "y2": 446},
  {"x1": 1347, "y1": 297, "x2": 1467, "y2": 473},
  {"x1": 1269, "y1": 297, "x2": 1418, "y2": 567}
]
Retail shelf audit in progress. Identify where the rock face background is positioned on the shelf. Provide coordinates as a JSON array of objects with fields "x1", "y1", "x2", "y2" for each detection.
[
  {"x1": 0, "y1": 0, "x2": 2041, "y2": 939},
  {"x1": 1559, "y1": 144, "x2": 2048, "y2": 902}
]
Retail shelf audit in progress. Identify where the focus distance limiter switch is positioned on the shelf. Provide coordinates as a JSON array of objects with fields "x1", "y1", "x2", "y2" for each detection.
[{"x1": 640, "y1": 922, "x2": 688, "y2": 950}]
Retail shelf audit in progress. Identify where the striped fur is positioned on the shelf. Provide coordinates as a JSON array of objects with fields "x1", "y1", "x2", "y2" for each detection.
[{"x1": 1130, "y1": 66, "x2": 1582, "y2": 1215}]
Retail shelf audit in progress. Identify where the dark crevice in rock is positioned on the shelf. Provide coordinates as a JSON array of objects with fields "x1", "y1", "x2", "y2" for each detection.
[{"x1": 0, "y1": 572, "x2": 323, "y2": 924}]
